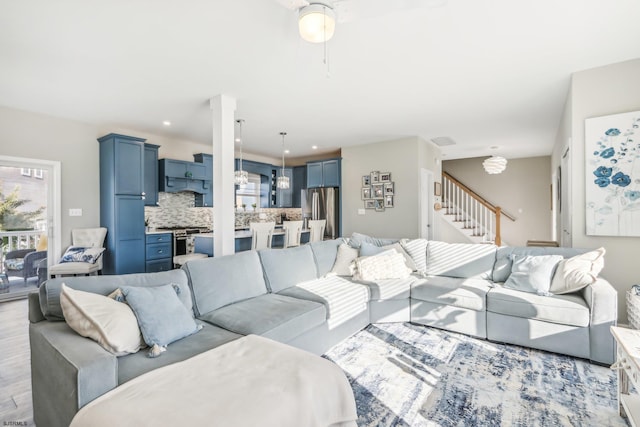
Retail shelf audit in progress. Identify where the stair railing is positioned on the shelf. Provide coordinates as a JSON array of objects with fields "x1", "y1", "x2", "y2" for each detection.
[{"x1": 442, "y1": 172, "x2": 515, "y2": 246}]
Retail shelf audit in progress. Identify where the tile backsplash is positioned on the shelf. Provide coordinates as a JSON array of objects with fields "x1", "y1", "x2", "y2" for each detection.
[{"x1": 144, "y1": 192, "x2": 302, "y2": 229}]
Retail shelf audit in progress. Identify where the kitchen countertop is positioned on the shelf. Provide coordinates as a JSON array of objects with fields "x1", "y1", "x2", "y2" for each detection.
[
  {"x1": 195, "y1": 229, "x2": 311, "y2": 239},
  {"x1": 145, "y1": 230, "x2": 174, "y2": 235}
]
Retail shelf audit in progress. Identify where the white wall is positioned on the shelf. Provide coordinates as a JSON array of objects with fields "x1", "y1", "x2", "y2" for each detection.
[
  {"x1": 443, "y1": 156, "x2": 552, "y2": 246},
  {"x1": 341, "y1": 137, "x2": 441, "y2": 239},
  {"x1": 555, "y1": 58, "x2": 640, "y2": 323}
]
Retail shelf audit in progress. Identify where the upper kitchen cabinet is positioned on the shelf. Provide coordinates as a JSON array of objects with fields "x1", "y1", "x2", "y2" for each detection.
[
  {"x1": 193, "y1": 153, "x2": 213, "y2": 207},
  {"x1": 159, "y1": 159, "x2": 207, "y2": 193},
  {"x1": 144, "y1": 143, "x2": 160, "y2": 206},
  {"x1": 292, "y1": 166, "x2": 306, "y2": 208},
  {"x1": 98, "y1": 133, "x2": 146, "y2": 275},
  {"x1": 306, "y1": 159, "x2": 341, "y2": 188},
  {"x1": 275, "y1": 168, "x2": 293, "y2": 208}
]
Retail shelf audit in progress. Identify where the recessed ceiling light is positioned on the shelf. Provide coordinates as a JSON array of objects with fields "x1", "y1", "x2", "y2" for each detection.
[
  {"x1": 311, "y1": 145, "x2": 318, "y2": 150},
  {"x1": 235, "y1": 137, "x2": 241, "y2": 143},
  {"x1": 284, "y1": 149, "x2": 290, "y2": 154},
  {"x1": 489, "y1": 145, "x2": 499, "y2": 149},
  {"x1": 162, "y1": 120, "x2": 171, "y2": 126}
]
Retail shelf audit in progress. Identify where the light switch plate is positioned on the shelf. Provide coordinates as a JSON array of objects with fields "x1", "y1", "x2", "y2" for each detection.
[
  {"x1": 358, "y1": 209, "x2": 366, "y2": 215},
  {"x1": 69, "y1": 208, "x2": 82, "y2": 217}
]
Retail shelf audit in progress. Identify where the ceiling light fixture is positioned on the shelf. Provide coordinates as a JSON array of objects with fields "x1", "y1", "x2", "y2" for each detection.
[
  {"x1": 234, "y1": 119, "x2": 249, "y2": 186},
  {"x1": 277, "y1": 132, "x2": 290, "y2": 189},
  {"x1": 298, "y1": 2, "x2": 336, "y2": 43},
  {"x1": 482, "y1": 156, "x2": 508, "y2": 174},
  {"x1": 311, "y1": 145, "x2": 318, "y2": 150},
  {"x1": 162, "y1": 120, "x2": 171, "y2": 126}
]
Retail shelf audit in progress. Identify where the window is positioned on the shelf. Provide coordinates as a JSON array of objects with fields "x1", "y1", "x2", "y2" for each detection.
[
  {"x1": 21, "y1": 168, "x2": 31, "y2": 176},
  {"x1": 235, "y1": 173, "x2": 261, "y2": 210}
]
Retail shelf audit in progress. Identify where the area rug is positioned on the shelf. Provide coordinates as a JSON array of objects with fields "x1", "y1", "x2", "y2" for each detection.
[{"x1": 324, "y1": 323, "x2": 625, "y2": 427}]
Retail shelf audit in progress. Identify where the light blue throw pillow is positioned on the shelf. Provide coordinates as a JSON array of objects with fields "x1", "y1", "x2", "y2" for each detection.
[
  {"x1": 503, "y1": 254, "x2": 564, "y2": 296},
  {"x1": 121, "y1": 284, "x2": 201, "y2": 357}
]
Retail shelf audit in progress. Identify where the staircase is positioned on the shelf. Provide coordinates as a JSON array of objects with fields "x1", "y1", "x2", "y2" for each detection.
[{"x1": 440, "y1": 172, "x2": 515, "y2": 246}]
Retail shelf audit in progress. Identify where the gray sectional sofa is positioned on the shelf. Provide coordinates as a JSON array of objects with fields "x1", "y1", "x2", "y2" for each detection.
[{"x1": 29, "y1": 236, "x2": 618, "y2": 427}]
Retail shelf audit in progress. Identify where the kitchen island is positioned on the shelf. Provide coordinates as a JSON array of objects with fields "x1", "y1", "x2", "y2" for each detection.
[{"x1": 194, "y1": 227, "x2": 311, "y2": 256}]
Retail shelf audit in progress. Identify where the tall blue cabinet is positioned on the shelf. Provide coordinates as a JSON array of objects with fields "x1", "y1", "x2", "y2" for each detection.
[{"x1": 98, "y1": 133, "x2": 146, "y2": 275}]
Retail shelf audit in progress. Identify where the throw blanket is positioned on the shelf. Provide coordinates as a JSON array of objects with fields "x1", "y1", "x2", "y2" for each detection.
[{"x1": 70, "y1": 335, "x2": 357, "y2": 427}]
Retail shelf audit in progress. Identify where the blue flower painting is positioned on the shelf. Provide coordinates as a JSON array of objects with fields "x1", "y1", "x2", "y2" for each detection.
[{"x1": 586, "y1": 111, "x2": 640, "y2": 236}]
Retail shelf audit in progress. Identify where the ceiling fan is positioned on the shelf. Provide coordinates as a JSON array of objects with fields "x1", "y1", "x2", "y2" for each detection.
[{"x1": 275, "y1": 0, "x2": 446, "y2": 43}]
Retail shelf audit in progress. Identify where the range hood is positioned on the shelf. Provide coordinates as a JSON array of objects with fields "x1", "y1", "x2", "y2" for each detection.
[{"x1": 159, "y1": 159, "x2": 210, "y2": 194}]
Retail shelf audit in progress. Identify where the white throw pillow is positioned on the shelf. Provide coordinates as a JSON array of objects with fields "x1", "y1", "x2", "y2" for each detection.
[
  {"x1": 329, "y1": 244, "x2": 359, "y2": 276},
  {"x1": 549, "y1": 248, "x2": 606, "y2": 295},
  {"x1": 353, "y1": 250, "x2": 412, "y2": 282},
  {"x1": 503, "y1": 254, "x2": 564, "y2": 296},
  {"x1": 60, "y1": 284, "x2": 144, "y2": 356},
  {"x1": 400, "y1": 238, "x2": 428, "y2": 273}
]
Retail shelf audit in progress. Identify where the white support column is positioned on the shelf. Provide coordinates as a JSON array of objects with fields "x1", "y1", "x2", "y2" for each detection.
[{"x1": 210, "y1": 95, "x2": 237, "y2": 256}]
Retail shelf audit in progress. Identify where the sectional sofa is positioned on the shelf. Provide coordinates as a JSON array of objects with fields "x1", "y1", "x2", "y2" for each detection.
[{"x1": 29, "y1": 235, "x2": 617, "y2": 427}]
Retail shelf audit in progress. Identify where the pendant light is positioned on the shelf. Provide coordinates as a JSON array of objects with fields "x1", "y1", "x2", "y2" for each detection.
[
  {"x1": 482, "y1": 156, "x2": 508, "y2": 174},
  {"x1": 276, "y1": 132, "x2": 290, "y2": 189},
  {"x1": 234, "y1": 119, "x2": 249, "y2": 186}
]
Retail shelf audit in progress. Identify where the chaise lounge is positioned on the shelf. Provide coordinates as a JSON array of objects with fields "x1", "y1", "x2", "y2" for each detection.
[{"x1": 29, "y1": 234, "x2": 617, "y2": 426}]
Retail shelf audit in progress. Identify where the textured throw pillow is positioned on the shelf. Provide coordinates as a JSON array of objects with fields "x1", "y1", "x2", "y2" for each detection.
[
  {"x1": 549, "y1": 248, "x2": 606, "y2": 295},
  {"x1": 121, "y1": 284, "x2": 201, "y2": 357},
  {"x1": 504, "y1": 254, "x2": 564, "y2": 295},
  {"x1": 59, "y1": 284, "x2": 143, "y2": 356},
  {"x1": 360, "y1": 241, "x2": 417, "y2": 271},
  {"x1": 353, "y1": 250, "x2": 412, "y2": 282},
  {"x1": 59, "y1": 246, "x2": 106, "y2": 264},
  {"x1": 329, "y1": 244, "x2": 359, "y2": 276},
  {"x1": 4, "y1": 258, "x2": 25, "y2": 271}
]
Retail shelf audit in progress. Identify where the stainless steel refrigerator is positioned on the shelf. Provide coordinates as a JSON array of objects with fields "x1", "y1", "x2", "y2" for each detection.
[{"x1": 301, "y1": 187, "x2": 340, "y2": 239}]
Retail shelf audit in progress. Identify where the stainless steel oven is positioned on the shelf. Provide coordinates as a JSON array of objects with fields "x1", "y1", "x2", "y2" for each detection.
[{"x1": 157, "y1": 227, "x2": 212, "y2": 256}]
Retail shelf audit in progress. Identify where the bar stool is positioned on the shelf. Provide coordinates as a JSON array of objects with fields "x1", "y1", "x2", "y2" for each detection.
[
  {"x1": 308, "y1": 219, "x2": 326, "y2": 243},
  {"x1": 282, "y1": 220, "x2": 303, "y2": 247},
  {"x1": 250, "y1": 222, "x2": 275, "y2": 250}
]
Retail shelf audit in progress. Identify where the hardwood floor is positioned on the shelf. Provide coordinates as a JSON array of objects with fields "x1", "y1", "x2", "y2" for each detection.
[{"x1": 0, "y1": 298, "x2": 34, "y2": 426}]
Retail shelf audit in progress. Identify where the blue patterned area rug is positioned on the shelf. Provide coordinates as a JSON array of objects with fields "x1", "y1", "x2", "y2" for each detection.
[{"x1": 324, "y1": 323, "x2": 625, "y2": 427}]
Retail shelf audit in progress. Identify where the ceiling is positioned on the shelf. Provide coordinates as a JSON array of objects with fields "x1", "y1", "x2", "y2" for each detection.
[{"x1": 1, "y1": 0, "x2": 639, "y2": 160}]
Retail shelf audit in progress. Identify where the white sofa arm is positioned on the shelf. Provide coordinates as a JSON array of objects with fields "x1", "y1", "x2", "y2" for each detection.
[{"x1": 582, "y1": 277, "x2": 617, "y2": 364}]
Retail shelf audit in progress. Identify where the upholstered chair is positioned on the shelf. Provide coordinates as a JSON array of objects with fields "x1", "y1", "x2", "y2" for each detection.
[
  {"x1": 282, "y1": 220, "x2": 303, "y2": 248},
  {"x1": 250, "y1": 222, "x2": 275, "y2": 250},
  {"x1": 308, "y1": 219, "x2": 326, "y2": 243},
  {"x1": 48, "y1": 227, "x2": 108, "y2": 278}
]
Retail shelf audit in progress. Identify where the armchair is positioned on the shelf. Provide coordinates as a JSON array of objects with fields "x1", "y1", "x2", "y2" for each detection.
[
  {"x1": 48, "y1": 227, "x2": 107, "y2": 278},
  {"x1": 3, "y1": 248, "x2": 47, "y2": 283}
]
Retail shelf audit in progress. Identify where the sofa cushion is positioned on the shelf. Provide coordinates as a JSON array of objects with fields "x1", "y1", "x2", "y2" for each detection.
[
  {"x1": 550, "y1": 247, "x2": 606, "y2": 295},
  {"x1": 59, "y1": 284, "x2": 143, "y2": 356},
  {"x1": 493, "y1": 246, "x2": 587, "y2": 283},
  {"x1": 503, "y1": 254, "x2": 564, "y2": 295},
  {"x1": 358, "y1": 275, "x2": 418, "y2": 300},
  {"x1": 310, "y1": 238, "x2": 345, "y2": 277},
  {"x1": 40, "y1": 269, "x2": 192, "y2": 321},
  {"x1": 347, "y1": 232, "x2": 398, "y2": 249},
  {"x1": 121, "y1": 284, "x2": 201, "y2": 352},
  {"x1": 400, "y1": 238, "x2": 428, "y2": 273},
  {"x1": 425, "y1": 241, "x2": 497, "y2": 280},
  {"x1": 199, "y1": 293, "x2": 326, "y2": 343},
  {"x1": 487, "y1": 286, "x2": 590, "y2": 327},
  {"x1": 278, "y1": 276, "x2": 370, "y2": 328},
  {"x1": 117, "y1": 323, "x2": 241, "y2": 385},
  {"x1": 411, "y1": 275, "x2": 492, "y2": 311},
  {"x1": 182, "y1": 251, "x2": 267, "y2": 317},
  {"x1": 259, "y1": 246, "x2": 319, "y2": 293}
]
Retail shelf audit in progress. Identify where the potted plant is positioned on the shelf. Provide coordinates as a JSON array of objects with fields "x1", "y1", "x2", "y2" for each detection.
[
  {"x1": 144, "y1": 218, "x2": 150, "y2": 232},
  {"x1": 251, "y1": 203, "x2": 257, "y2": 211},
  {"x1": 242, "y1": 203, "x2": 247, "y2": 212}
]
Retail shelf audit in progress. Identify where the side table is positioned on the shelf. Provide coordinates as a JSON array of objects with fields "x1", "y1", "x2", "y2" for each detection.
[{"x1": 611, "y1": 326, "x2": 640, "y2": 425}]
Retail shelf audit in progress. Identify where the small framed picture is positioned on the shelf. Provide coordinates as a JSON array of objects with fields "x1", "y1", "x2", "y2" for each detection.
[
  {"x1": 370, "y1": 171, "x2": 380, "y2": 184},
  {"x1": 384, "y1": 182, "x2": 394, "y2": 195},
  {"x1": 361, "y1": 187, "x2": 371, "y2": 200},
  {"x1": 434, "y1": 182, "x2": 442, "y2": 197},
  {"x1": 362, "y1": 175, "x2": 370, "y2": 186},
  {"x1": 384, "y1": 195, "x2": 394, "y2": 208},
  {"x1": 365, "y1": 200, "x2": 376, "y2": 209},
  {"x1": 374, "y1": 199, "x2": 385, "y2": 212},
  {"x1": 380, "y1": 172, "x2": 391, "y2": 182},
  {"x1": 372, "y1": 183, "x2": 384, "y2": 198}
]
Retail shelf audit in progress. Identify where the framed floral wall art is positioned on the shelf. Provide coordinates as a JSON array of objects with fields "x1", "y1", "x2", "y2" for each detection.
[{"x1": 585, "y1": 110, "x2": 640, "y2": 236}]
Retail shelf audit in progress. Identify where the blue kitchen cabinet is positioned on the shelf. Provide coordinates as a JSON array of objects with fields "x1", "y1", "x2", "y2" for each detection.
[
  {"x1": 145, "y1": 233, "x2": 172, "y2": 272},
  {"x1": 193, "y1": 153, "x2": 213, "y2": 207},
  {"x1": 306, "y1": 158, "x2": 341, "y2": 188},
  {"x1": 144, "y1": 143, "x2": 159, "y2": 206},
  {"x1": 292, "y1": 166, "x2": 306, "y2": 208},
  {"x1": 98, "y1": 133, "x2": 146, "y2": 275},
  {"x1": 159, "y1": 159, "x2": 207, "y2": 193}
]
